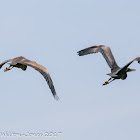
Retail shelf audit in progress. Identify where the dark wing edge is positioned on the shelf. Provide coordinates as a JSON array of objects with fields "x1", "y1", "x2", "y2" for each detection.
[
  {"x1": 43, "y1": 72, "x2": 59, "y2": 100},
  {"x1": 77, "y1": 45, "x2": 119, "y2": 70},
  {"x1": 117, "y1": 56, "x2": 140, "y2": 74},
  {"x1": 77, "y1": 46, "x2": 98, "y2": 56},
  {"x1": 0, "y1": 60, "x2": 10, "y2": 69},
  {"x1": 19, "y1": 60, "x2": 59, "y2": 100}
]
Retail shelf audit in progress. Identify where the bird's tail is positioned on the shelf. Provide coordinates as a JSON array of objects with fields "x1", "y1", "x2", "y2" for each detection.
[{"x1": 127, "y1": 68, "x2": 136, "y2": 72}]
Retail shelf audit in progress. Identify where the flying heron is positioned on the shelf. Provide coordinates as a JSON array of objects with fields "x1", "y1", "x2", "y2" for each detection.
[
  {"x1": 78, "y1": 45, "x2": 140, "y2": 85},
  {"x1": 0, "y1": 56, "x2": 59, "y2": 100}
]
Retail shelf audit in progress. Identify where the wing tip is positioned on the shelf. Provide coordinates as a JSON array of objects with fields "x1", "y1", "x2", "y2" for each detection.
[
  {"x1": 54, "y1": 94, "x2": 60, "y2": 101},
  {"x1": 77, "y1": 45, "x2": 105, "y2": 56},
  {"x1": 0, "y1": 65, "x2": 2, "y2": 69},
  {"x1": 77, "y1": 50, "x2": 84, "y2": 56}
]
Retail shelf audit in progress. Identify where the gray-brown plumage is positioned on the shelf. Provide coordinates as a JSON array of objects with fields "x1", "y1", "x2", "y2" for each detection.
[
  {"x1": 0, "y1": 56, "x2": 59, "y2": 100},
  {"x1": 78, "y1": 45, "x2": 140, "y2": 85}
]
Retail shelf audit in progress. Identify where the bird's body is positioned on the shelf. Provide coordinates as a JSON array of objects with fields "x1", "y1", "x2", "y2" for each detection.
[
  {"x1": 0, "y1": 56, "x2": 59, "y2": 100},
  {"x1": 78, "y1": 45, "x2": 140, "y2": 85}
]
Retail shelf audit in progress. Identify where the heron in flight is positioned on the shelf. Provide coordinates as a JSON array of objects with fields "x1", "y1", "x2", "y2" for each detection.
[
  {"x1": 0, "y1": 56, "x2": 59, "y2": 100},
  {"x1": 78, "y1": 45, "x2": 140, "y2": 85}
]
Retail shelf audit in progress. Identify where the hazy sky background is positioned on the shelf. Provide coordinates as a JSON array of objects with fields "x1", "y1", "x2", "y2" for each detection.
[{"x1": 0, "y1": 0, "x2": 140, "y2": 140}]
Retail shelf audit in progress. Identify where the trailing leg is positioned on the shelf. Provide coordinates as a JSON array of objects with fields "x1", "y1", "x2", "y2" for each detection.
[{"x1": 103, "y1": 78, "x2": 115, "y2": 85}]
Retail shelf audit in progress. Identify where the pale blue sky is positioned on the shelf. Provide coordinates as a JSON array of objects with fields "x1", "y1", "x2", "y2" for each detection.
[{"x1": 0, "y1": 0, "x2": 140, "y2": 140}]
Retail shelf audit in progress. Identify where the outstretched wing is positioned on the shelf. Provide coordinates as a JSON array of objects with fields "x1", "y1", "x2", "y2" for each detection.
[
  {"x1": 117, "y1": 56, "x2": 140, "y2": 75},
  {"x1": 0, "y1": 60, "x2": 10, "y2": 69},
  {"x1": 78, "y1": 45, "x2": 119, "y2": 71},
  {"x1": 18, "y1": 59, "x2": 59, "y2": 100},
  {"x1": 0, "y1": 57, "x2": 25, "y2": 69}
]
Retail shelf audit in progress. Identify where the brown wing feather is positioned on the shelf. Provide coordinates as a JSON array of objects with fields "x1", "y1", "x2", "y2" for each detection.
[
  {"x1": 0, "y1": 60, "x2": 10, "y2": 69},
  {"x1": 17, "y1": 59, "x2": 59, "y2": 100},
  {"x1": 78, "y1": 45, "x2": 119, "y2": 71}
]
